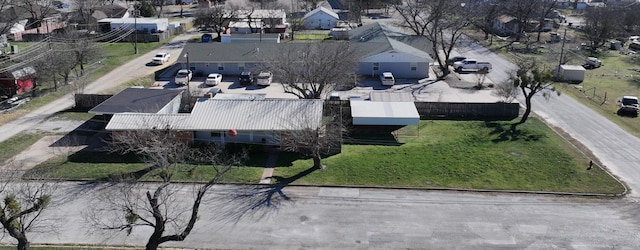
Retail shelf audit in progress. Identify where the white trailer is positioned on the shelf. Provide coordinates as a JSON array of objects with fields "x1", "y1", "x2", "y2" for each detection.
[{"x1": 558, "y1": 65, "x2": 585, "y2": 83}]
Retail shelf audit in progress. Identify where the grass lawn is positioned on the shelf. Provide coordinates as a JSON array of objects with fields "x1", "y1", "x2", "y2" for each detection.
[
  {"x1": 0, "y1": 133, "x2": 46, "y2": 163},
  {"x1": 272, "y1": 119, "x2": 624, "y2": 194},
  {"x1": 27, "y1": 119, "x2": 624, "y2": 194}
]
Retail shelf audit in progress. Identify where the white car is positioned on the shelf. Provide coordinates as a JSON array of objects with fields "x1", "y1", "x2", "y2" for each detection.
[
  {"x1": 256, "y1": 71, "x2": 273, "y2": 86},
  {"x1": 174, "y1": 69, "x2": 192, "y2": 85},
  {"x1": 151, "y1": 52, "x2": 170, "y2": 65},
  {"x1": 205, "y1": 73, "x2": 222, "y2": 86},
  {"x1": 380, "y1": 72, "x2": 395, "y2": 86}
]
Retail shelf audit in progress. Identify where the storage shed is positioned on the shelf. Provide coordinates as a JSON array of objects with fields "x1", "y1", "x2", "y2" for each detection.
[
  {"x1": 0, "y1": 66, "x2": 36, "y2": 97},
  {"x1": 303, "y1": 6, "x2": 339, "y2": 30},
  {"x1": 558, "y1": 65, "x2": 585, "y2": 83}
]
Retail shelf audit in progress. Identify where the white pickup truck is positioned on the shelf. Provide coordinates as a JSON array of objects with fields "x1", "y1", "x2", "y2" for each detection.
[{"x1": 453, "y1": 59, "x2": 492, "y2": 73}]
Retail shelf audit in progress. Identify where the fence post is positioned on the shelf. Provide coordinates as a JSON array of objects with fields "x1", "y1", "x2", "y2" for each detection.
[{"x1": 593, "y1": 87, "x2": 596, "y2": 98}]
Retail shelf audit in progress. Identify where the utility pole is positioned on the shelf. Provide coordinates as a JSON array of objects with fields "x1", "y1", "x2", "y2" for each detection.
[
  {"x1": 131, "y1": 9, "x2": 140, "y2": 54},
  {"x1": 557, "y1": 29, "x2": 567, "y2": 73},
  {"x1": 184, "y1": 52, "x2": 191, "y2": 104}
]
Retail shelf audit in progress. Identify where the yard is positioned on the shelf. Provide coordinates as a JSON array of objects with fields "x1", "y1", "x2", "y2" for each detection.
[{"x1": 25, "y1": 118, "x2": 625, "y2": 195}]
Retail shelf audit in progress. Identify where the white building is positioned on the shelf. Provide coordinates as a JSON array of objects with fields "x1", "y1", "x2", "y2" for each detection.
[{"x1": 303, "y1": 6, "x2": 339, "y2": 30}]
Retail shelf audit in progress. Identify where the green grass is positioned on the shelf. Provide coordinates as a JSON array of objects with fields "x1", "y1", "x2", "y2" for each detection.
[
  {"x1": 293, "y1": 33, "x2": 331, "y2": 40},
  {"x1": 27, "y1": 119, "x2": 624, "y2": 194},
  {"x1": 272, "y1": 119, "x2": 624, "y2": 194},
  {"x1": 0, "y1": 133, "x2": 46, "y2": 163}
]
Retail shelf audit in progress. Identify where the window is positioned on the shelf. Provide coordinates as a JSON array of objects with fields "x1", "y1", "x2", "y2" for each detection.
[
  {"x1": 373, "y1": 62, "x2": 379, "y2": 71},
  {"x1": 238, "y1": 63, "x2": 245, "y2": 71},
  {"x1": 217, "y1": 63, "x2": 224, "y2": 71},
  {"x1": 210, "y1": 132, "x2": 221, "y2": 137},
  {"x1": 410, "y1": 63, "x2": 417, "y2": 71}
]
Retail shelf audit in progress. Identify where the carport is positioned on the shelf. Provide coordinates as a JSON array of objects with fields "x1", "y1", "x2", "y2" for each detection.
[{"x1": 350, "y1": 100, "x2": 420, "y2": 125}]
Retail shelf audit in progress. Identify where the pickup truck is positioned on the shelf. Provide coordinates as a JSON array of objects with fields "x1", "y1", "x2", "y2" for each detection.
[
  {"x1": 453, "y1": 59, "x2": 492, "y2": 73},
  {"x1": 174, "y1": 69, "x2": 192, "y2": 85}
]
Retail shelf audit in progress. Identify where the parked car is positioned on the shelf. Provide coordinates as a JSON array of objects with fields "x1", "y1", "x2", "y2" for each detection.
[
  {"x1": 618, "y1": 96, "x2": 639, "y2": 117},
  {"x1": 205, "y1": 73, "x2": 222, "y2": 86},
  {"x1": 379, "y1": 72, "x2": 395, "y2": 86},
  {"x1": 584, "y1": 57, "x2": 602, "y2": 69},
  {"x1": 453, "y1": 59, "x2": 492, "y2": 73},
  {"x1": 174, "y1": 69, "x2": 192, "y2": 85},
  {"x1": 239, "y1": 71, "x2": 253, "y2": 85},
  {"x1": 151, "y1": 52, "x2": 170, "y2": 65},
  {"x1": 446, "y1": 56, "x2": 467, "y2": 66},
  {"x1": 256, "y1": 71, "x2": 273, "y2": 86}
]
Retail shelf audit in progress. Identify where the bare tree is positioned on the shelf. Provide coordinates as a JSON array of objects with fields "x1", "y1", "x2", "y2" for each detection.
[
  {"x1": 72, "y1": 0, "x2": 106, "y2": 28},
  {"x1": 0, "y1": 0, "x2": 20, "y2": 37},
  {"x1": 0, "y1": 167, "x2": 58, "y2": 250},
  {"x1": 583, "y1": 4, "x2": 621, "y2": 53},
  {"x1": 13, "y1": 0, "x2": 58, "y2": 33},
  {"x1": 193, "y1": 5, "x2": 238, "y2": 39},
  {"x1": 394, "y1": 0, "x2": 469, "y2": 77},
  {"x1": 508, "y1": 58, "x2": 558, "y2": 131},
  {"x1": 468, "y1": 1, "x2": 502, "y2": 42},
  {"x1": 534, "y1": 0, "x2": 558, "y2": 42},
  {"x1": 276, "y1": 103, "x2": 344, "y2": 169},
  {"x1": 154, "y1": 0, "x2": 172, "y2": 18},
  {"x1": 264, "y1": 42, "x2": 357, "y2": 99},
  {"x1": 493, "y1": 78, "x2": 520, "y2": 103},
  {"x1": 87, "y1": 125, "x2": 244, "y2": 250}
]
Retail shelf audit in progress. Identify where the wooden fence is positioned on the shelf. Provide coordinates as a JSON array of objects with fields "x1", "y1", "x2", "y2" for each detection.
[
  {"x1": 325, "y1": 100, "x2": 520, "y2": 120},
  {"x1": 74, "y1": 94, "x2": 112, "y2": 111}
]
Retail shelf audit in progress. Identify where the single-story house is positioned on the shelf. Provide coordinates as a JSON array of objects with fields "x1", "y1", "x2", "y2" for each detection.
[
  {"x1": 98, "y1": 18, "x2": 169, "y2": 33},
  {"x1": 228, "y1": 20, "x2": 264, "y2": 34},
  {"x1": 89, "y1": 87, "x2": 183, "y2": 116},
  {"x1": 105, "y1": 99, "x2": 324, "y2": 146},
  {"x1": 493, "y1": 15, "x2": 519, "y2": 35},
  {"x1": 177, "y1": 22, "x2": 433, "y2": 79},
  {"x1": 303, "y1": 6, "x2": 340, "y2": 30},
  {"x1": 0, "y1": 66, "x2": 36, "y2": 97},
  {"x1": 220, "y1": 33, "x2": 280, "y2": 43}
]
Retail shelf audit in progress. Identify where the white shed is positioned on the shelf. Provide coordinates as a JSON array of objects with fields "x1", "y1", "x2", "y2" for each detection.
[
  {"x1": 99, "y1": 18, "x2": 169, "y2": 33},
  {"x1": 558, "y1": 65, "x2": 585, "y2": 83},
  {"x1": 303, "y1": 6, "x2": 339, "y2": 30}
]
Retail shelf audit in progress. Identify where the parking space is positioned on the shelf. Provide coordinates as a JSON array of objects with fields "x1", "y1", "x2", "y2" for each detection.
[{"x1": 152, "y1": 75, "x2": 299, "y2": 99}]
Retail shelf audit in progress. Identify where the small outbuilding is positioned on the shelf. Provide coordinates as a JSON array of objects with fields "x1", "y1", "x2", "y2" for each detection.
[
  {"x1": 0, "y1": 66, "x2": 36, "y2": 97},
  {"x1": 98, "y1": 18, "x2": 169, "y2": 33},
  {"x1": 558, "y1": 65, "x2": 585, "y2": 83}
]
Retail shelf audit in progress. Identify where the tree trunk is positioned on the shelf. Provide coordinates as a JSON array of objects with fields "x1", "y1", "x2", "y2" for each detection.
[
  {"x1": 17, "y1": 238, "x2": 30, "y2": 250},
  {"x1": 146, "y1": 239, "x2": 160, "y2": 250},
  {"x1": 512, "y1": 93, "x2": 533, "y2": 131},
  {"x1": 313, "y1": 155, "x2": 324, "y2": 169}
]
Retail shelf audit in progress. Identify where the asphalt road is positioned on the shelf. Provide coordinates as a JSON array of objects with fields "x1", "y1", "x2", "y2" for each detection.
[
  {"x1": 456, "y1": 39, "x2": 640, "y2": 197},
  {"x1": 5, "y1": 182, "x2": 638, "y2": 248},
  {"x1": 0, "y1": 31, "x2": 194, "y2": 143}
]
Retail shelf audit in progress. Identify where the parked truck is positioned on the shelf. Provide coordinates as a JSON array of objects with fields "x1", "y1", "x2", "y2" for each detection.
[{"x1": 453, "y1": 59, "x2": 492, "y2": 73}]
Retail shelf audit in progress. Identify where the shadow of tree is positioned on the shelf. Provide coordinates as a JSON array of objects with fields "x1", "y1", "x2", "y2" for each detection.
[
  {"x1": 211, "y1": 166, "x2": 319, "y2": 224},
  {"x1": 485, "y1": 121, "x2": 543, "y2": 142}
]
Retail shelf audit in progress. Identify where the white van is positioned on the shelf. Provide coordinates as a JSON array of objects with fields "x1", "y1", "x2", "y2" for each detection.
[
  {"x1": 380, "y1": 72, "x2": 395, "y2": 86},
  {"x1": 256, "y1": 71, "x2": 273, "y2": 86}
]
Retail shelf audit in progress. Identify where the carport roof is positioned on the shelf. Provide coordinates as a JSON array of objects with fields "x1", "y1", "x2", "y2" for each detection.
[
  {"x1": 350, "y1": 101, "x2": 420, "y2": 125},
  {"x1": 89, "y1": 88, "x2": 183, "y2": 115}
]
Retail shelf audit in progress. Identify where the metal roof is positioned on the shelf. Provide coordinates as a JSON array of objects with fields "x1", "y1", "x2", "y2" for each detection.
[
  {"x1": 105, "y1": 113, "x2": 192, "y2": 131},
  {"x1": 303, "y1": 6, "x2": 339, "y2": 20},
  {"x1": 189, "y1": 99, "x2": 324, "y2": 131},
  {"x1": 350, "y1": 101, "x2": 420, "y2": 125},
  {"x1": 369, "y1": 92, "x2": 414, "y2": 102},
  {"x1": 106, "y1": 99, "x2": 324, "y2": 131},
  {"x1": 211, "y1": 93, "x2": 266, "y2": 100},
  {"x1": 89, "y1": 88, "x2": 183, "y2": 115}
]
